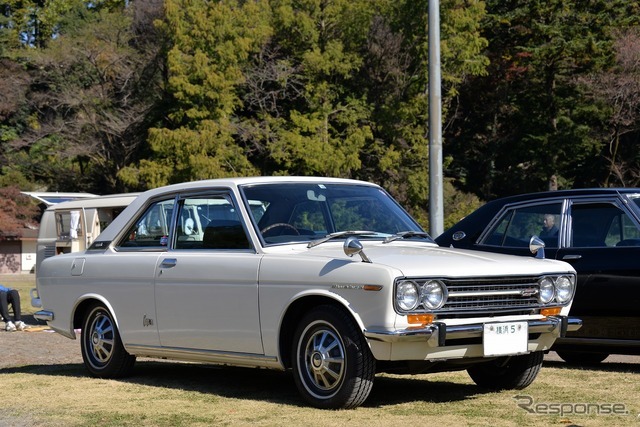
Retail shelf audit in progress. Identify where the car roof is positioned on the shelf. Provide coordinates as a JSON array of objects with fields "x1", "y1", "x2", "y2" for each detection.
[
  {"x1": 94, "y1": 177, "x2": 383, "y2": 243},
  {"x1": 487, "y1": 188, "x2": 640, "y2": 204},
  {"x1": 140, "y1": 176, "x2": 377, "y2": 196}
]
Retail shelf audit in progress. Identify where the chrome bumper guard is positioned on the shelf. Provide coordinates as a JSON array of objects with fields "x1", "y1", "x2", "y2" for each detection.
[
  {"x1": 34, "y1": 310, "x2": 54, "y2": 322},
  {"x1": 364, "y1": 316, "x2": 582, "y2": 344}
]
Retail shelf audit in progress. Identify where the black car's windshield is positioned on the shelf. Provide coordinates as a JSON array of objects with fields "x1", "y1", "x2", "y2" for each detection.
[{"x1": 240, "y1": 183, "x2": 430, "y2": 245}]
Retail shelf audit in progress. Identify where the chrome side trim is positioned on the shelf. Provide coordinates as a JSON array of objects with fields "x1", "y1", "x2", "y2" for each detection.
[
  {"x1": 34, "y1": 310, "x2": 54, "y2": 322},
  {"x1": 364, "y1": 316, "x2": 582, "y2": 344},
  {"x1": 125, "y1": 344, "x2": 283, "y2": 370}
]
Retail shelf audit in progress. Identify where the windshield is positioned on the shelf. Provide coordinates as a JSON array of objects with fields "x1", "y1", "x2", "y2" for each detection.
[{"x1": 240, "y1": 182, "x2": 430, "y2": 245}]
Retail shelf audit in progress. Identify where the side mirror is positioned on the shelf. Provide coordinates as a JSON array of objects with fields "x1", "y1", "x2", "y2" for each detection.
[
  {"x1": 344, "y1": 236, "x2": 372, "y2": 263},
  {"x1": 529, "y1": 235, "x2": 546, "y2": 259}
]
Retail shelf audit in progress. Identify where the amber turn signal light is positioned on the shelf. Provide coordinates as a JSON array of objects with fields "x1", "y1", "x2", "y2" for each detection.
[
  {"x1": 407, "y1": 314, "x2": 435, "y2": 326},
  {"x1": 541, "y1": 307, "x2": 561, "y2": 316}
]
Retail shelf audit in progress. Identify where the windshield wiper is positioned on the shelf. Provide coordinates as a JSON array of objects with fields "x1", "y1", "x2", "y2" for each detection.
[
  {"x1": 383, "y1": 231, "x2": 432, "y2": 244},
  {"x1": 307, "y1": 231, "x2": 377, "y2": 248}
]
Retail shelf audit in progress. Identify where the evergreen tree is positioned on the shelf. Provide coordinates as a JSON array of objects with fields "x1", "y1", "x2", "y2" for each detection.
[
  {"x1": 120, "y1": 0, "x2": 272, "y2": 187},
  {"x1": 448, "y1": 0, "x2": 640, "y2": 198}
]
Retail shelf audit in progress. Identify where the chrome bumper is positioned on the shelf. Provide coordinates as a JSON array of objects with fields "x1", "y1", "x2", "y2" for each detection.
[
  {"x1": 34, "y1": 310, "x2": 54, "y2": 322},
  {"x1": 364, "y1": 316, "x2": 582, "y2": 344}
]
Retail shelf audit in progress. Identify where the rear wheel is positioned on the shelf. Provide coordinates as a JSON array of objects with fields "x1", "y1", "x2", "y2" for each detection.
[
  {"x1": 81, "y1": 303, "x2": 135, "y2": 378},
  {"x1": 292, "y1": 305, "x2": 375, "y2": 409},
  {"x1": 467, "y1": 351, "x2": 543, "y2": 390},
  {"x1": 556, "y1": 351, "x2": 609, "y2": 365}
]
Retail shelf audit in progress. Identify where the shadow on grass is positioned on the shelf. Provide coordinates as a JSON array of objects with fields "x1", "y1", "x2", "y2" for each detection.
[
  {"x1": 543, "y1": 359, "x2": 639, "y2": 373},
  {"x1": 0, "y1": 360, "x2": 484, "y2": 408}
]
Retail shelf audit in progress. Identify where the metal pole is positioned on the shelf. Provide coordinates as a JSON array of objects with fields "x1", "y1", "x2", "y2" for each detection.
[{"x1": 428, "y1": 0, "x2": 444, "y2": 237}]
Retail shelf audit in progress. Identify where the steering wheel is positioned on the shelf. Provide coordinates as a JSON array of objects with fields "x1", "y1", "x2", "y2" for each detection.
[{"x1": 260, "y1": 223, "x2": 300, "y2": 236}]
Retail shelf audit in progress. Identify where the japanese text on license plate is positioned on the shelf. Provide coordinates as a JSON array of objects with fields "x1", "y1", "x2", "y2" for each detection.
[{"x1": 483, "y1": 321, "x2": 528, "y2": 356}]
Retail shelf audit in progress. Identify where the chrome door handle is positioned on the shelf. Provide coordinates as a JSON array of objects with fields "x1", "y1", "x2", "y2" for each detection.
[
  {"x1": 562, "y1": 254, "x2": 582, "y2": 260},
  {"x1": 160, "y1": 258, "x2": 177, "y2": 268}
]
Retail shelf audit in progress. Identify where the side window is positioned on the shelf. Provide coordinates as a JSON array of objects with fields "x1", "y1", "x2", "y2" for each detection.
[
  {"x1": 570, "y1": 203, "x2": 640, "y2": 247},
  {"x1": 483, "y1": 203, "x2": 562, "y2": 248},
  {"x1": 55, "y1": 210, "x2": 83, "y2": 240},
  {"x1": 175, "y1": 195, "x2": 251, "y2": 250},
  {"x1": 119, "y1": 198, "x2": 175, "y2": 249}
]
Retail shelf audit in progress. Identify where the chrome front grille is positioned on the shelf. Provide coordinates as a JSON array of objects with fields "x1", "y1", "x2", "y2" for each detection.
[{"x1": 439, "y1": 277, "x2": 541, "y2": 317}]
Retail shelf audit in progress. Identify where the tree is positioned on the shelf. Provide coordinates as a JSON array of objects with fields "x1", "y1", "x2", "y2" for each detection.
[
  {"x1": 447, "y1": 0, "x2": 640, "y2": 199},
  {"x1": 3, "y1": 1, "x2": 164, "y2": 193},
  {"x1": 119, "y1": 0, "x2": 272, "y2": 188},
  {"x1": 578, "y1": 29, "x2": 640, "y2": 187},
  {"x1": 0, "y1": 185, "x2": 39, "y2": 238},
  {"x1": 118, "y1": 0, "x2": 489, "y2": 228},
  {"x1": 0, "y1": 0, "x2": 81, "y2": 49}
]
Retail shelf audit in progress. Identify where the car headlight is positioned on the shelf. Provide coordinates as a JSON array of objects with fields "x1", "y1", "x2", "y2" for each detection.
[
  {"x1": 421, "y1": 280, "x2": 446, "y2": 310},
  {"x1": 538, "y1": 277, "x2": 555, "y2": 304},
  {"x1": 555, "y1": 275, "x2": 574, "y2": 303},
  {"x1": 396, "y1": 281, "x2": 419, "y2": 311}
]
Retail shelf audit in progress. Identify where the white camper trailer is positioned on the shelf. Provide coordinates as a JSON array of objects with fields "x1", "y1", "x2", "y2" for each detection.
[{"x1": 32, "y1": 193, "x2": 138, "y2": 307}]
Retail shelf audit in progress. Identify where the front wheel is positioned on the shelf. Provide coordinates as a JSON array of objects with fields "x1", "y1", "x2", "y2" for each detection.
[
  {"x1": 292, "y1": 305, "x2": 375, "y2": 409},
  {"x1": 467, "y1": 351, "x2": 544, "y2": 390},
  {"x1": 81, "y1": 303, "x2": 136, "y2": 378}
]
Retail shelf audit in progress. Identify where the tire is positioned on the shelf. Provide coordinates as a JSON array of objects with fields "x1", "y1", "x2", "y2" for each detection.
[
  {"x1": 292, "y1": 305, "x2": 375, "y2": 409},
  {"x1": 556, "y1": 351, "x2": 609, "y2": 365},
  {"x1": 81, "y1": 303, "x2": 136, "y2": 378},
  {"x1": 467, "y1": 351, "x2": 544, "y2": 390}
]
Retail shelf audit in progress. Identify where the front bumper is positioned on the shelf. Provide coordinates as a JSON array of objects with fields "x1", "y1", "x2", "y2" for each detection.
[{"x1": 364, "y1": 315, "x2": 582, "y2": 345}]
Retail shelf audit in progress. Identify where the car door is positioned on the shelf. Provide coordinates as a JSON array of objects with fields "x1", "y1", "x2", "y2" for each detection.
[
  {"x1": 153, "y1": 192, "x2": 263, "y2": 354},
  {"x1": 109, "y1": 196, "x2": 179, "y2": 347},
  {"x1": 555, "y1": 198, "x2": 640, "y2": 341}
]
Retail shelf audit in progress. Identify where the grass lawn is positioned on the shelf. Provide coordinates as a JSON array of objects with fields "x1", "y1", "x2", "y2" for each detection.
[{"x1": 0, "y1": 361, "x2": 638, "y2": 426}]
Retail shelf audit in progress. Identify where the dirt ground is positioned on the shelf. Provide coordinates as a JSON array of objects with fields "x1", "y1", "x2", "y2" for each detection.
[{"x1": 0, "y1": 317, "x2": 82, "y2": 370}]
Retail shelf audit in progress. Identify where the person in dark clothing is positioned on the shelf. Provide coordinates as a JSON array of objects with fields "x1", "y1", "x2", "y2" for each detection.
[
  {"x1": 0, "y1": 284, "x2": 25, "y2": 332},
  {"x1": 540, "y1": 214, "x2": 559, "y2": 237}
]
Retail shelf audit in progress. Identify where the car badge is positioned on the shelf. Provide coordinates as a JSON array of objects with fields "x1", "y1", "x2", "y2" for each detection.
[
  {"x1": 520, "y1": 288, "x2": 539, "y2": 297},
  {"x1": 452, "y1": 231, "x2": 466, "y2": 241}
]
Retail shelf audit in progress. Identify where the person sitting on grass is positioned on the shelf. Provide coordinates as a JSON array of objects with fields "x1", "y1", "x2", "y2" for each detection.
[{"x1": 0, "y1": 284, "x2": 26, "y2": 332}]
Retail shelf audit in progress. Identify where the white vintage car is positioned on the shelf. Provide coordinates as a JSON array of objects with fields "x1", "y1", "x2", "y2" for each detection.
[{"x1": 35, "y1": 177, "x2": 581, "y2": 409}]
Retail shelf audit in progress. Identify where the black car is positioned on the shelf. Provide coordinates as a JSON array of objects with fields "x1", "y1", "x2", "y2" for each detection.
[{"x1": 436, "y1": 188, "x2": 640, "y2": 364}]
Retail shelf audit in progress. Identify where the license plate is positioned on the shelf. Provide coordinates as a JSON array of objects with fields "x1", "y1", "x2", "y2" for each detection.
[{"x1": 483, "y1": 321, "x2": 528, "y2": 356}]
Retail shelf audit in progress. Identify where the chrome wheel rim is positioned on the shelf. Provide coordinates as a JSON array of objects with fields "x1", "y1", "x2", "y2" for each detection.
[
  {"x1": 301, "y1": 325, "x2": 346, "y2": 396},
  {"x1": 88, "y1": 311, "x2": 115, "y2": 366}
]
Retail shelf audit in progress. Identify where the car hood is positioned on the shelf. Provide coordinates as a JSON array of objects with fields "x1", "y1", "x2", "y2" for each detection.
[{"x1": 297, "y1": 241, "x2": 574, "y2": 277}]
